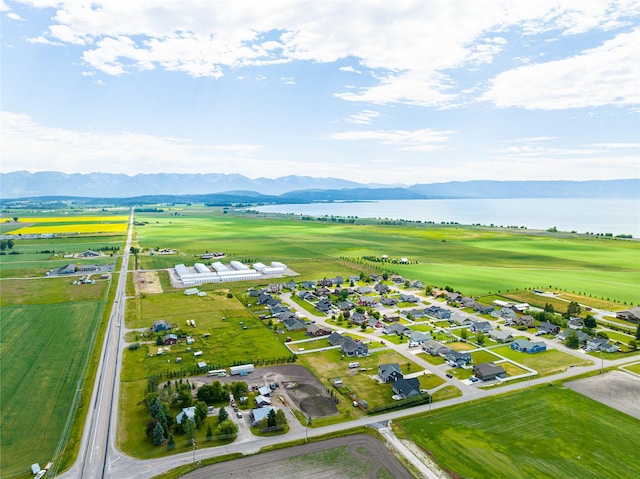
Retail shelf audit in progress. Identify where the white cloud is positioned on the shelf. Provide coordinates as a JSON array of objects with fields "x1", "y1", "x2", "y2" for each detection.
[
  {"x1": 0, "y1": 112, "x2": 262, "y2": 174},
  {"x1": 339, "y1": 65, "x2": 361, "y2": 74},
  {"x1": 331, "y1": 128, "x2": 454, "y2": 152},
  {"x1": 12, "y1": 0, "x2": 640, "y2": 108},
  {"x1": 482, "y1": 27, "x2": 640, "y2": 109},
  {"x1": 280, "y1": 76, "x2": 296, "y2": 85},
  {"x1": 7, "y1": 12, "x2": 24, "y2": 21},
  {"x1": 345, "y1": 110, "x2": 379, "y2": 125}
]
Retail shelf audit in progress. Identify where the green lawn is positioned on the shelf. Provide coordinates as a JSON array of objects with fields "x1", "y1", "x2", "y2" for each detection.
[
  {"x1": 0, "y1": 302, "x2": 103, "y2": 477},
  {"x1": 623, "y1": 362, "x2": 640, "y2": 374},
  {"x1": 491, "y1": 346, "x2": 592, "y2": 376},
  {"x1": 398, "y1": 386, "x2": 640, "y2": 479}
]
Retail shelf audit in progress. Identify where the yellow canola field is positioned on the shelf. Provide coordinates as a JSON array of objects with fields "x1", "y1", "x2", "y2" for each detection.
[
  {"x1": 11, "y1": 223, "x2": 128, "y2": 234},
  {"x1": 11, "y1": 215, "x2": 128, "y2": 223}
]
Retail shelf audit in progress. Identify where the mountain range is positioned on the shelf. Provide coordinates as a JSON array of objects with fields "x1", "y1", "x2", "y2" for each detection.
[{"x1": 1, "y1": 171, "x2": 638, "y2": 202}]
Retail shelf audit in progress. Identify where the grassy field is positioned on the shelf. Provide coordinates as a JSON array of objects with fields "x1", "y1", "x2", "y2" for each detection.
[
  {"x1": 397, "y1": 385, "x2": 640, "y2": 479},
  {"x1": 133, "y1": 209, "x2": 640, "y2": 303},
  {"x1": 623, "y1": 363, "x2": 640, "y2": 374},
  {"x1": 0, "y1": 301, "x2": 103, "y2": 477},
  {"x1": 491, "y1": 346, "x2": 592, "y2": 376},
  {"x1": 0, "y1": 277, "x2": 108, "y2": 306}
]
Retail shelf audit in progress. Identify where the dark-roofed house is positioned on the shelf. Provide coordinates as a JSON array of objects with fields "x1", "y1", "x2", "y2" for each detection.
[
  {"x1": 407, "y1": 308, "x2": 426, "y2": 319},
  {"x1": 446, "y1": 351, "x2": 472, "y2": 368},
  {"x1": 383, "y1": 323, "x2": 410, "y2": 336},
  {"x1": 316, "y1": 299, "x2": 332, "y2": 313},
  {"x1": 450, "y1": 314, "x2": 473, "y2": 326},
  {"x1": 446, "y1": 292, "x2": 462, "y2": 303},
  {"x1": 568, "y1": 318, "x2": 584, "y2": 329},
  {"x1": 378, "y1": 363, "x2": 403, "y2": 383},
  {"x1": 511, "y1": 338, "x2": 546, "y2": 354},
  {"x1": 392, "y1": 378, "x2": 421, "y2": 398},
  {"x1": 374, "y1": 283, "x2": 391, "y2": 294},
  {"x1": 342, "y1": 338, "x2": 368, "y2": 357},
  {"x1": 538, "y1": 321, "x2": 560, "y2": 335},
  {"x1": 151, "y1": 320, "x2": 172, "y2": 333},
  {"x1": 81, "y1": 250, "x2": 100, "y2": 257},
  {"x1": 508, "y1": 315, "x2": 535, "y2": 328},
  {"x1": 474, "y1": 304, "x2": 495, "y2": 315},
  {"x1": 425, "y1": 305, "x2": 450, "y2": 319},
  {"x1": 257, "y1": 292, "x2": 273, "y2": 305},
  {"x1": 299, "y1": 291, "x2": 316, "y2": 301},
  {"x1": 328, "y1": 332, "x2": 346, "y2": 346},
  {"x1": 357, "y1": 286, "x2": 375, "y2": 294},
  {"x1": 301, "y1": 281, "x2": 315, "y2": 289},
  {"x1": 283, "y1": 317, "x2": 307, "y2": 331},
  {"x1": 358, "y1": 296, "x2": 378, "y2": 307},
  {"x1": 557, "y1": 329, "x2": 590, "y2": 344},
  {"x1": 58, "y1": 264, "x2": 76, "y2": 274},
  {"x1": 350, "y1": 312, "x2": 367, "y2": 325},
  {"x1": 380, "y1": 297, "x2": 398, "y2": 306},
  {"x1": 586, "y1": 338, "x2": 619, "y2": 353},
  {"x1": 473, "y1": 362, "x2": 507, "y2": 381},
  {"x1": 338, "y1": 300, "x2": 356, "y2": 311},
  {"x1": 307, "y1": 323, "x2": 331, "y2": 337},
  {"x1": 284, "y1": 281, "x2": 297, "y2": 290}
]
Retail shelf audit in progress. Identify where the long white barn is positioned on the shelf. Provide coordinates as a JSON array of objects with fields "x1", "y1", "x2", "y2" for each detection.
[{"x1": 175, "y1": 261, "x2": 286, "y2": 286}]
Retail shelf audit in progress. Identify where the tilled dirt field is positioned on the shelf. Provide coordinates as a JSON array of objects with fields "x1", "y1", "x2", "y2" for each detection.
[
  {"x1": 180, "y1": 434, "x2": 413, "y2": 479},
  {"x1": 189, "y1": 364, "x2": 338, "y2": 418},
  {"x1": 565, "y1": 370, "x2": 640, "y2": 419}
]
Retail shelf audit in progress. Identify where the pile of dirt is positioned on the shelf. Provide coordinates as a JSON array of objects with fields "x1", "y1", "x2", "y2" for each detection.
[{"x1": 565, "y1": 370, "x2": 640, "y2": 419}]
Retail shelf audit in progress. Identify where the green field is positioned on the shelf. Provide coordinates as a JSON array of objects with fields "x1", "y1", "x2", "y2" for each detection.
[
  {"x1": 491, "y1": 346, "x2": 592, "y2": 376},
  {"x1": 397, "y1": 386, "x2": 640, "y2": 479},
  {"x1": 133, "y1": 209, "x2": 640, "y2": 303},
  {"x1": 0, "y1": 301, "x2": 103, "y2": 477}
]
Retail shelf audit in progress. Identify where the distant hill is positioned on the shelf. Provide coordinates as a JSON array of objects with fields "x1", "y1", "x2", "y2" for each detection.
[{"x1": 1, "y1": 171, "x2": 637, "y2": 201}]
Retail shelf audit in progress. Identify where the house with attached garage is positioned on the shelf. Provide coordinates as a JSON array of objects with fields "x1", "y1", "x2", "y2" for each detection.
[
  {"x1": 315, "y1": 299, "x2": 332, "y2": 313},
  {"x1": 586, "y1": 338, "x2": 619, "y2": 353},
  {"x1": 537, "y1": 321, "x2": 560, "y2": 335},
  {"x1": 446, "y1": 292, "x2": 462, "y2": 303},
  {"x1": 358, "y1": 296, "x2": 379, "y2": 307},
  {"x1": 473, "y1": 362, "x2": 507, "y2": 381},
  {"x1": 557, "y1": 329, "x2": 590, "y2": 345},
  {"x1": 375, "y1": 283, "x2": 391, "y2": 294},
  {"x1": 283, "y1": 316, "x2": 307, "y2": 331},
  {"x1": 392, "y1": 378, "x2": 421, "y2": 398},
  {"x1": 380, "y1": 297, "x2": 398, "y2": 306},
  {"x1": 507, "y1": 314, "x2": 535, "y2": 328},
  {"x1": 378, "y1": 363, "x2": 403, "y2": 383},
  {"x1": 357, "y1": 286, "x2": 375, "y2": 294},
  {"x1": 383, "y1": 323, "x2": 410, "y2": 336},
  {"x1": 399, "y1": 293, "x2": 419, "y2": 303},
  {"x1": 474, "y1": 304, "x2": 495, "y2": 315},
  {"x1": 307, "y1": 323, "x2": 331, "y2": 337},
  {"x1": 425, "y1": 305, "x2": 450, "y2": 319},
  {"x1": 450, "y1": 313, "x2": 473, "y2": 327},
  {"x1": 446, "y1": 351, "x2": 472, "y2": 368},
  {"x1": 350, "y1": 311, "x2": 367, "y2": 325},
  {"x1": 492, "y1": 308, "x2": 517, "y2": 320},
  {"x1": 510, "y1": 338, "x2": 546, "y2": 354},
  {"x1": 408, "y1": 330, "x2": 432, "y2": 346},
  {"x1": 470, "y1": 320, "x2": 492, "y2": 334},
  {"x1": 342, "y1": 338, "x2": 369, "y2": 357},
  {"x1": 489, "y1": 330, "x2": 514, "y2": 343},
  {"x1": 422, "y1": 340, "x2": 452, "y2": 357}
]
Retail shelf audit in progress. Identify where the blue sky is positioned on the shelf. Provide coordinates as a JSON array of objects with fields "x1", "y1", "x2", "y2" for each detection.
[{"x1": 1, "y1": 0, "x2": 639, "y2": 184}]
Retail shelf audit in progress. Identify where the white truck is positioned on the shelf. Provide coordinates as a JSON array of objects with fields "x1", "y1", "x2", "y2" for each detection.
[{"x1": 229, "y1": 363, "x2": 255, "y2": 376}]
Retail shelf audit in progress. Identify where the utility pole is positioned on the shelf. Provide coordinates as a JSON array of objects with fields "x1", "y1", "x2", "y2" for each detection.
[{"x1": 192, "y1": 438, "x2": 196, "y2": 464}]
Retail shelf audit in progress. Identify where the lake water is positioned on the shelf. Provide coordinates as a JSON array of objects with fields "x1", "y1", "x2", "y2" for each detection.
[{"x1": 254, "y1": 198, "x2": 640, "y2": 237}]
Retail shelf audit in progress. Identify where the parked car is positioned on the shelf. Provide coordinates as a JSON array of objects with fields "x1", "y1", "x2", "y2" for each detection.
[
  {"x1": 236, "y1": 411, "x2": 243, "y2": 418},
  {"x1": 446, "y1": 373, "x2": 453, "y2": 378},
  {"x1": 469, "y1": 377, "x2": 479, "y2": 383}
]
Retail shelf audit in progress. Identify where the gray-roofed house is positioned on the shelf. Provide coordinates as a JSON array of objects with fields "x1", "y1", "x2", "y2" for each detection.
[
  {"x1": 450, "y1": 314, "x2": 473, "y2": 326},
  {"x1": 358, "y1": 296, "x2": 378, "y2": 307},
  {"x1": 470, "y1": 320, "x2": 492, "y2": 334},
  {"x1": 473, "y1": 362, "x2": 507, "y2": 381},
  {"x1": 342, "y1": 338, "x2": 369, "y2": 357},
  {"x1": 537, "y1": 321, "x2": 560, "y2": 335},
  {"x1": 255, "y1": 395, "x2": 272, "y2": 407},
  {"x1": 511, "y1": 338, "x2": 546, "y2": 354},
  {"x1": 151, "y1": 320, "x2": 172, "y2": 333},
  {"x1": 316, "y1": 299, "x2": 332, "y2": 313},
  {"x1": 422, "y1": 340, "x2": 452, "y2": 357},
  {"x1": 58, "y1": 264, "x2": 76, "y2": 274},
  {"x1": 251, "y1": 407, "x2": 276, "y2": 427},
  {"x1": 380, "y1": 297, "x2": 398, "y2": 306},
  {"x1": 307, "y1": 323, "x2": 331, "y2": 337},
  {"x1": 425, "y1": 305, "x2": 450, "y2": 319},
  {"x1": 489, "y1": 330, "x2": 514, "y2": 343},
  {"x1": 399, "y1": 294, "x2": 419, "y2": 303},
  {"x1": 616, "y1": 307, "x2": 640, "y2": 322},
  {"x1": 474, "y1": 304, "x2": 495, "y2": 315},
  {"x1": 283, "y1": 317, "x2": 307, "y2": 331},
  {"x1": 378, "y1": 363, "x2": 403, "y2": 383},
  {"x1": 357, "y1": 286, "x2": 375, "y2": 294},
  {"x1": 383, "y1": 323, "x2": 411, "y2": 336},
  {"x1": 350, "y1": 311, "x2": 367, "y2": 325},
  {"x1": 328, "y1": 332, "x2": 346, "y2": 346},
  {"x1": 408, "y1": 330, "x2": 432, "y2": 345},
  {"x1": 557, "y1": 329, "x2": 590, "y2": 344},
  {"x1": 176, "y1": 406, "x2": 196, "y2": 425},
  {"x1": 374, "y1": 283, "x2": 391, "y2": 294},
  {"x1": 392, "y1": 378, "x2": 421, "y2": 398},
  {"x1": 445, "y1": 351, "x2": 472, "y2": 368},
  {"x1": 586, "y1": 338, "x2": 619, "y2": 353}
]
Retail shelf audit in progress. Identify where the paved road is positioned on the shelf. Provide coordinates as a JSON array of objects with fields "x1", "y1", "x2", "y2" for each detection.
[
  {"x1": 55, "y1": 210, "x2": 134, "y2": 479},
  {"x1": 57, "y1": 243, "x2": 640, "y2": 479}
]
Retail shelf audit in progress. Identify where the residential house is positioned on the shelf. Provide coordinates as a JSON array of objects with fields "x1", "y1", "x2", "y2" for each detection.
[
  {"x1": 422, "y1": 340, "x2": 452, "y2": 357},
  {"x1": 374, "y1": 283, "x2": 391, "y2": 294},
  {"x1": 408, "y1": 330, "x2": 432, "y2": 346},
  {"x1": 470, "y1": 320, "x2": 492, "y2": 334},
  {"x1": 508, "y1": 315, "x2": 535, "y2": 328},
  {"x1": 315, "y1": 299, "x2": 332, "y2": 313},
  {"x1": 489, "y1": 330, "x2": 514, "y2": 343},
  {"x1": 301, "y1": 281, "x2": 316, "y2": 290},
  {"x1": 492, "y1": 308, "x2": 517, "y2": 320},
  {"x1": 299, "y1": 291, "x2": 317, "y2": 301},
  {"x1": 316, "y1": 278, "x2": 333, "y2": 287},
  {"x1": 307, "y1": 323, "x2": 331, "y2": 337},
  {"x1": 473, "y1": 362, "x2": 507, "y2": 381},
  {"x1": 399, "y1": 293, "x2": 419, "y2": 303},
  {"x1": 350, "y1": 312, "x2": 367, "y2": 325},
  {"x1": 510, "y1": 338, "x2": 546, "y2": 354},
  {"x1": 248, "y1": 288, "x2": 263, "y2": 297},
  {"x1": 255, "y1": 395, "x2": 272, "y2": 407},
  {"x1": 446, "y1": 292, "x2": 462, "y2": 303},
  {"x1": 383, "y1": 323, "x2": 410, "y2": 336},
  {"x1": 537, "y1": 321, "x2": 560, "y2": 335},
  {"x1": 512, "y1": 303, "x2": 530, "y2": 313},
  {"x1": 379, "y1": 297, "x2": 397, "y2": 307},
  {"x1": 57, "y1": 264, "x2": 76, "y2": 274},
  {"x1": 333, "y1": 276, "x2": 344, "y2": 285},
  {"x1": 315, "y1": 286, "x2": 331, "y2": 297},
  {"x1": 338, "y1": 300, "x2": 356, "y2": 311},
  {"x1": 81, "y1": 250, "x2": 100, "y2": 257},
  {"x1": 382, "y1": 314, "x2": 401, "y2": 322},
  {"x1": 378, "y1": 363, "x2": 403, "y2": 383},
  {"x1": 446, "y1": 351, "x2": 472, "y2": 368},
  {"x1": 450, "y1": 313, "x2": 473, "y2": 327},
  {"x1": 586, "y1": 338, "x2": 619, "y2": 353},
  {"x1": 357, "y1": 286, "x2": 375, "y2": 294},
  {"x1": 151, "y1": 320, "x2": 172, "y2": 333},
  {"x1": 257, "y1": 386, "x2": 271, "y2": 396},
  {"x1": 251, "y1": 407, "x2": 276, "y2": 427},
  {"x1": 163, "y1": 333, "x2": 178, "y2": 345},
  {"x1": 342, "y1": 338, "x2": 369, "y2": 357},
  {"x1": 474, "y1": 304, "x2": 495, "y2": 315},
  {"x1": 266, "y1": 283, "x2": 282, "y2": 294},
  {"x1": 568, "y1": 318, "x2": 585, "y2": 329},
  {"x1": 391, "y1": 276, "x2": 405, "y2": 283},
  {"x1": 410, "y1": 280, "x2": 424, "y2": 288},
  {"x1": 176, "y1": 406, "x2": 196, "y2": 425},
  {"x1": 257, "y1": 292, "x2": 273, "y2": 305},
  {"x1": 406, "y1": 308, "x2": 426, "y2": 319},
  {"x1": 358, "y1": 296, "x2": 378, "y2": 307},
  {"x1": 283, "y1": 281, "x2": 297, "y2": 290},
  {"x1": 557, "y1": 329, "x2": 590, "y2": 344},
  {"x1": 283, "y1": 317, "x2": 307, "y2": 331},
  {"x1": 425, "y1": 305, "x2": 451, "y2": 320},
  {"x1": 328, "y1": 332, "x2": 347, "y2": 347},
  {"x1": 392, "y1": 378, "x2": 421, "y2": 398},
  {"x1": 367, "y1": 317, "x2": 384, "y2": 329},
  {"x1": 461, "y1": 297, "x2": 476, "y2": 308}
]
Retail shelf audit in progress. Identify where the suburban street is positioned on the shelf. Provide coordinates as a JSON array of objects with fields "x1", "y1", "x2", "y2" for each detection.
[{"x1": 55, "y1": 212, "x2": 640, "y2": 479}]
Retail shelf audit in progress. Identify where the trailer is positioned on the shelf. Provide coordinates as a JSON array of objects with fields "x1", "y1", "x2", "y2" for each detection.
[{"x1": 229, "y1": 363, "x2": 254, "y2": 376}]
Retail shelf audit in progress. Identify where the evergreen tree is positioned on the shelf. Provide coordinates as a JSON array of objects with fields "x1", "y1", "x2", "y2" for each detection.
[
  {"x1": 206, "y1": 423, "x2": 213, "y2": 441},
  {"x1": 275, "y1": 409, "x2": 287, "y2": 426},
  {"x1": 182, "y1": 416, "x2": 195, "y2": 441},
  {"x1": 152, "y1": 422, "x2": 165, "y2": 446},
  {"x1": 167, "y1": 434, "x2": 175, "y2": 449},
  {"x1": 218, "y1": 406, "x2": 228, "y2": 423},
  {"x1": 267, "y1": 409, "x2": 277, "y2": 427}
]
